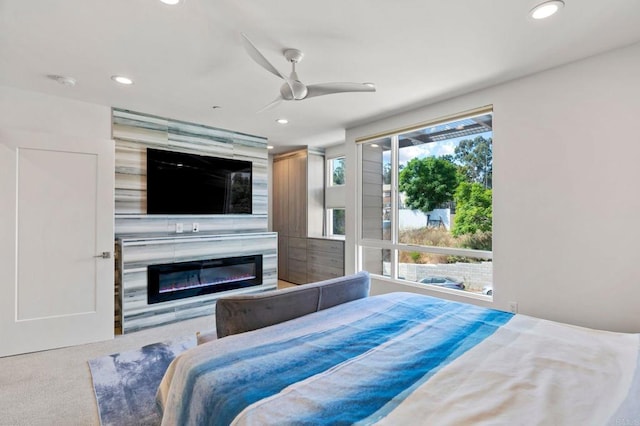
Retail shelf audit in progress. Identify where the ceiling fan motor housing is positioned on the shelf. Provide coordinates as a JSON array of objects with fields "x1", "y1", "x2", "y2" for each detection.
[{"x1": 280, "y1": 74, "x2": 308, "y2": 100}]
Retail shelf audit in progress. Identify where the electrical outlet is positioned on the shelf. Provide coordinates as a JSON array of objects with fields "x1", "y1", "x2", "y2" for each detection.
[
  {"x1": 192, "y1": 223, "x2": 199, "y2": 232},
  {"x1": 508, "y1": 301, "x2": 518, "y2": 314},
  {"x1": 176, "y1": 223, "x2": 184, "y2": 233}
]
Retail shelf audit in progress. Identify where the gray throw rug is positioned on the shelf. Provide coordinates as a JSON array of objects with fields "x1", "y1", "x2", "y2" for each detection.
[{"x1": 88, "y1": 335, "x2": 196, "y2": 426}]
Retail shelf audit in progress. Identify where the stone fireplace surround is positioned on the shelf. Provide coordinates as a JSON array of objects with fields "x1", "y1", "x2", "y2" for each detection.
[
  {"x1": 113, "y1": 108, "x2": 276, "y2": 333},
  {"x1": 116, "y1": 232, "x2": 277, "y2": 333}
]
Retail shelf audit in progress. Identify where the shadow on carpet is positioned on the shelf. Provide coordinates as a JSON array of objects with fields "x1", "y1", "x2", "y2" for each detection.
[{"x1": 88, "y1": 335, "x2": 196, "y2": 426}]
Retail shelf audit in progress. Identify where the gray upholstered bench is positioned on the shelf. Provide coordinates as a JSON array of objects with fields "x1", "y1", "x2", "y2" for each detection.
[{"x1": 197, "y1": 271, "x2": 370, "y2": 344}]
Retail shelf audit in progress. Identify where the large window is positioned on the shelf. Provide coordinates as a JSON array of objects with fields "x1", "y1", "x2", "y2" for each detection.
[
  {"x1": 327, "y1": 156, "x2": 346, "y2": 236},
  {"x1": 358, "y1": 108, "x2": 493, "y2": 297}
]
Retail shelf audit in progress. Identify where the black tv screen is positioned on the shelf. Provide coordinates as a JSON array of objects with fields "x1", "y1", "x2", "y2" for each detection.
[{"x1": 146, "y1": 148, "x2": 252, "y2": 214}]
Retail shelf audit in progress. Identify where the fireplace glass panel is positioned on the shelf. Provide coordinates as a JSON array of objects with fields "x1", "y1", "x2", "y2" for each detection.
[{"x1": 148, "y1": 255, "x2": 263, "y2": 304}]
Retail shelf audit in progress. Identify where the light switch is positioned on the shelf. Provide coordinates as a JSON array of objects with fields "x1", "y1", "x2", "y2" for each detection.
[{"x1": 176, "y1": 223, "x2": 184, "y2": 233}]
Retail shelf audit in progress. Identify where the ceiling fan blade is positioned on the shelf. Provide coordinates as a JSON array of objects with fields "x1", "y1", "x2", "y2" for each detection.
[
  {"x1": 241, "y1": 33, "x2": 288, "y2": 81},
  {"x1": 305, "y1": 82, "x2": 376, "y2": 99},
  {"x1": 257, "y1": 95, "x2": 283, "y2": 113}
]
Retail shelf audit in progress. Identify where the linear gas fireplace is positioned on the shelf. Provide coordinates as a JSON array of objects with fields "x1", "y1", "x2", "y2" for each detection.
[{"x1": 147, "y1": 255, "x2": 263, "y2": 304}]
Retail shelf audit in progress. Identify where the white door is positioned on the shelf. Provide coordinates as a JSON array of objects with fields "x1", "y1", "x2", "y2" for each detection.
[{"x1": 0, "y1": 130, "x2": 114, "y2": 357}]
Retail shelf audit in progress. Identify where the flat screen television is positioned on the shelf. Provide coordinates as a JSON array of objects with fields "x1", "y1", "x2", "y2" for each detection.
[{"x1": 146, "y1": 148, "x2": 252, "y2": 214}]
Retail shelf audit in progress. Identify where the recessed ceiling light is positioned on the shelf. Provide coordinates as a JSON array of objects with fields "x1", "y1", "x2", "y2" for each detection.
[
  {"x1": 370, "y1": 144, "x2": 379, "y2": 148},
  {"x1": 276, "y1": 118, "x2": 289, "y2": 125},
  {"x1": 160, "y1": 0, "x2": 180, "y2": 4},
  {"x1": 47, "y1": 75, "x2": 76, "y2": 86},
  {"x1": 530, "y1": 0, "x2": 564, "y2": 20},
  {"x1": 111, "y1": 75, "x2": 134, "y2": 85},
  {"x1": 267, "y1": 145, "x2": 274, "y2": 150}
]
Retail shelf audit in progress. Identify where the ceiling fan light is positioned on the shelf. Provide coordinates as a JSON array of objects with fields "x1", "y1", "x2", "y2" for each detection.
[{"x1": 530, "y1": 0, "x2": 564, "y2": 20}]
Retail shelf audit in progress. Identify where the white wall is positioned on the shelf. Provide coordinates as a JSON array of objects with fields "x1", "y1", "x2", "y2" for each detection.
[
  {"x1": 0, "y1": 86, "x2": 111, "y2": 137},
  {"x1": 345, "y1": 42, "x2": 640, "y2": 333},
  {"x1": 324, "y1": 143, "x2": 346, "y2": 160}
]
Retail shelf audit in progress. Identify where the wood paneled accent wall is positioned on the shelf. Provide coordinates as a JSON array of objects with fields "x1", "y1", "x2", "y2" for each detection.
[{"x1": 112, "y1": 109, "x2": 276, "y2": 332}]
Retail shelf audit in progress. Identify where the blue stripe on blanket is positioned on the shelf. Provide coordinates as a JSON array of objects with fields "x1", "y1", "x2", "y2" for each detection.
[
  {"x1": 179, "y1": 295, "x2": 512, "y2": 425},
  {"x1": 303, "y1": 309, "x2": 512, "y2": 425}
]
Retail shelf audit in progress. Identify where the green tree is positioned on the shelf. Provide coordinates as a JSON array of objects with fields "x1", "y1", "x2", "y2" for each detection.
[
  {"x1": 454, "y1": 136, "x2": 492, "y2": 188},
  {"x1": 452, "y1": 182, "x2": 492, "y2": 236},
  {"x1": 398, "y1": 157, "x2": 458, "y2": 213}
]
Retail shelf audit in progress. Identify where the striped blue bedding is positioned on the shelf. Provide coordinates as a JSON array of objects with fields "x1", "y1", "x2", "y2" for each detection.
[{"x1": 157, "y1": 292, "x2": 640, "y2": 425}]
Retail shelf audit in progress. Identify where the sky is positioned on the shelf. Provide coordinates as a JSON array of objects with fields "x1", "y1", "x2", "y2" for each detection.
[{"x1": 382, "y1": 131, "x2": 492, "y2": 165}]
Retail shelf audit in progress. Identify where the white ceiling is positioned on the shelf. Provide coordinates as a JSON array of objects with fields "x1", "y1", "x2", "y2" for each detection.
[{"x1": 2, "y1": 1, "x2": 640, "y2": 153}]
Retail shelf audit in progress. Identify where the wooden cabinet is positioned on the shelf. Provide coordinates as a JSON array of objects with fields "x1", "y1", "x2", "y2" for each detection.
[
  {"x1": 280, "y1": 235, "x2": 344, "y2": 284},
  {"x1": 277, "y1": 235, "x2": 289, "y2": 282},
  {"x1": 273, "y1": 148, "x2": 323, "y2": 237},
  {"x1": 287, "y1": 237, "x2": 308, "y2": 284},
  {"x1": 274, "y1": 148, "x2": 340, "y2": 284},
  {"x1": 287, "y1": 152, "x2": 308, "y2": 237},
  {"x1": 272, "y1": 157, "x2": 289, "y2": 236},
  {"x1": 307, "y1": 238, "x2": 345, "y2": 283}
]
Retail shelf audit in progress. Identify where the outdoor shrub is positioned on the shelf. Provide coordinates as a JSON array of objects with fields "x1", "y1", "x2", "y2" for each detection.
[
  {"x1": 399, "y1": 227, "x2": 456, "y2": 247},
  {"x1": 459, "y1": 231, "x2": 492, "y2": 251},
  {"x1": 397, "y1": 226, "x2": 491, "y2": 264}
]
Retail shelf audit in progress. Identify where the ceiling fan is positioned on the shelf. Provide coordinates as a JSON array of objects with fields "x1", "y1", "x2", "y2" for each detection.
[{"x1": 241, "y1": 33, "x2": 376, "y2": 112}]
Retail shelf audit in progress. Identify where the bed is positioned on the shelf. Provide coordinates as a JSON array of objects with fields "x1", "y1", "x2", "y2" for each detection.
[{"x1": 157, "y1": 277, "x2": 640, "y2": 425}]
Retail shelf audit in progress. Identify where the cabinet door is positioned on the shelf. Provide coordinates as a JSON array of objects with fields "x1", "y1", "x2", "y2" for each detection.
[
  {"x1": 277, "y1": 234, "x2": 288, "y2": 281},
  {"x1": 307, "y1": 239, "x2": 344, "y2": 282},
  {"x1": 287, "y1": 153, "x2": 307, "y2": 237},
  {"x1": 272, "y1": 158, "x2": 289, "y2": 234},
  {"x1": 287, "y1": 237, "x2": 307, "y2": 284}
]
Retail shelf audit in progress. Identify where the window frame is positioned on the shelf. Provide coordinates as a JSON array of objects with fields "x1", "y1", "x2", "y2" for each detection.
[
  {"x1": 355, "y1": 107, "x2": 493, "y2": 299},
  {"x1": 327, "y1": 156, "x2": 345, "y2": 187},
  {"x1": 325, "y1": 155, "x2": 346, "y2": 238}
]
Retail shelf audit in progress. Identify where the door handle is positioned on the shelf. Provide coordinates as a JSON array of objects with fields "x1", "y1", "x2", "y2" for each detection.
[{"x1": 95, "y1": 251, "x2": 111, "y2": 259}]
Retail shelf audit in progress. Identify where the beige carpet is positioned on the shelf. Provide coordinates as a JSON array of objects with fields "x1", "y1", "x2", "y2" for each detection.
[
  {"x1": 0, "y1": 315, "x2": 214, "y2": 426},
  {"x1": 0, "y1": 282, "x2": 295, "y2": 426}
]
